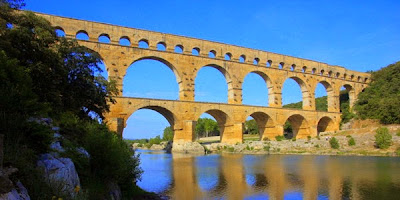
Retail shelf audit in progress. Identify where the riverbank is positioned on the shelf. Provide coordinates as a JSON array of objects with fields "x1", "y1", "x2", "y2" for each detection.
[{"x1": 132, "y1": 124, "x2": 400, "y2": 157}]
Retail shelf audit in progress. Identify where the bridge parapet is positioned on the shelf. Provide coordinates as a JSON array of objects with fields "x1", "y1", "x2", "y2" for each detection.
[{"x1": 34, "y1": 12, "x2": 370, "y2": 85}]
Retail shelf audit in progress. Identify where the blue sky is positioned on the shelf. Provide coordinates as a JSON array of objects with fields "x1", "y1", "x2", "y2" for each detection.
[{"x1": 25, "y1": 0, "x2": 400, "y2": 139}]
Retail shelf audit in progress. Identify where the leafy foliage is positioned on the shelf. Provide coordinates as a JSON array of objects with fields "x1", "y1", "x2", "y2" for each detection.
[
  {"x1": 375, "y1": 127, "x2": 392, "y2": 149},
  {"x1": 163, "y1": 126, "x2": 174, "y2": 141},
  {"x1": 195, "y1": 118, "x2": 219, "y2": 138},
  {"x1": 0, "y1": 1, "x2": 140, "y2": 198},
  {"x1": 355, "y1": 62, "x2": 400, "y2": 124},
  {"x1": 348, "y1": 137, "x2": 356, "y2": 146},
  {"x1": 329, "y1": 137, "x2": 340, "y2": 149},
  {"x1": 244, "y1": 119, "x2": 259, "y2": 134}
]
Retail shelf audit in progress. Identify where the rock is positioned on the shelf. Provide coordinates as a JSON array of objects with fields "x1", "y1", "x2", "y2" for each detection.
[
  {"x1": 0, "y1": 168, "x2": 30, "y2": 200},
  {"x1": 76, "y1": 147, "x2": 90, "y2": 158},
  {"x1": 172, "y1": 142, "x2": 205, "y2": 154},
  {"x1": 0, "y1": 181, "x2": 31, "y2": 200},
  {"x1": 150, "y1": 144, "x2": 164, "y2": 150},
  {"x1": 37, "y1": 153, "x2": 80, "y2": 198},
  {"x1": 108, "y1": 182, "x2": 122, "y2": 200},
  {"x1": 50, "y1": 141, "x2": 65, "y2": 153}
]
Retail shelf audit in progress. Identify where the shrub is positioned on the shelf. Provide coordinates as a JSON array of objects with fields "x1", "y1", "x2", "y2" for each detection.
[
  {"x1": 82, "y1": 122, "x2": 142, "y2": 198},
  {"x1": 329, "y1": 137, "x2": 340, "y2": 149},
  {"x1": 227, "y1": 147, "x2": 235, "y2": 152},
  {"x1": 263, "y1": 145, "x2": 271, "y2": 152},
  {"x1": 396, "y1": 130, "x2": 400, "y2": 137},
  {"x1": 292, "y1": 138, "x2": 297, "y2": 141},
  {"x1": 275, "y1": 135, "x2": 285, "y2": 141},
  {"x1": 314, "y1": 144, "x2": 320, "y2": 148},
  {"x1": 262, "y1": 137, "x2": 270, "y2": 141},
  {"x1": 307, "y1": 136, "x2": 311, "y2": 141},
  {"x1": 246, "y1": 145, "x2": 251, "y2": 150},
  {"x1": 348, "y1": 137, "x2": 356, "y2": 146},
  {"x1": 396, "y1": 147, "x2": 400, "y2": 156},
  {"x1": 375, "y1": 127, "x2": 392, "y2": 149}
]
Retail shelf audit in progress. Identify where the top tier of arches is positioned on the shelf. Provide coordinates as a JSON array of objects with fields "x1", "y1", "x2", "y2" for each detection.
[{"x1": 38, "y1": 12, "x2": 370, "y2": 84}]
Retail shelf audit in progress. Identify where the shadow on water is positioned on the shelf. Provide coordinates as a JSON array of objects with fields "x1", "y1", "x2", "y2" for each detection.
[{"x1": 135, "y1": 149, "x2": 400, "y2": 199}]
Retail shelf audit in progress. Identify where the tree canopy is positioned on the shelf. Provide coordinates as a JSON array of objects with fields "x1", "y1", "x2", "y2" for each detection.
[
  {"x1": 354, "y1": 61, "x2": 400, "y2": 124},
  {"x1": 195, "y1": 118, "x2": 219, "y2": 138}
]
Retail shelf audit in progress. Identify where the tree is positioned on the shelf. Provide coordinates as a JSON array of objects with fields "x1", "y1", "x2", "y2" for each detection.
[
  {"x1": 163, "y1": 126, "x2": 174, "y2": 141},
  {"x1": 329, "y1": 137, "x2": 340, "y2": 149},
  {"x1": 354, "y1": 62, "x2": 400, "y2": 124},
  {"x1": 244, "y1": 119, "x2": 259, "y2": 134},
  {"x1": 375, "y1": 127, "x2": 392, "y2": 149},
  {"x1": 0, "y1": 9, "x2": 117, "y2": 120},
  {"x1": 195, "y1": 118, "x2": 219, "y2": 138}
]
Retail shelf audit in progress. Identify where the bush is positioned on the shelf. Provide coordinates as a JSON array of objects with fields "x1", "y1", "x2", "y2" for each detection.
[
  {"x1": 83, "y1": 122, "x2": 142, "y2": 199},
  {"x1": 263, "y1": 145, "x2": 271, "y2": 152},
  {"x1": 348, "y1": 137, "x2": 356, "y2": 146},
  {"x1": 292, "y1": 138, "x2": 297, "y2": 141},
  {"x1": 396, "y1": 147, "x2": 400, "y2": 156},
  {"x1": 396, "y1": 130, "x2": 400, "y2": 136},
  {"x1": 307, "y1": 136, "x2": 311, "y2": 141},
  {"x1": 275, "y1": 135, "x2": 285, "y2": 141},
  {"x1": 329, "y1": 137, "x2": 340, "y2": 149},
  {"x1": 375, "y1": 127, "x2": 392, "y2": 149}
]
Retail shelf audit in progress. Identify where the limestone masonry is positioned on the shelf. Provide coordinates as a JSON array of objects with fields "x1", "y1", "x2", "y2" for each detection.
[{"x1": 34, "y1": 12, "x2": 370, "y2": 144}]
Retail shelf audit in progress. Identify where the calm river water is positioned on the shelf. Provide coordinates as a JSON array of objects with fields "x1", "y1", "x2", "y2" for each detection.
[{"x1": 136, "y1": 149, "x2": 400, "y2": 200}]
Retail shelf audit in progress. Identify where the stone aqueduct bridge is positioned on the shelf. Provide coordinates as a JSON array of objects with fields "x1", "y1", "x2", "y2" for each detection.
[{"x1": 37, "y1": 12, "x2": 370, "y2": 144}]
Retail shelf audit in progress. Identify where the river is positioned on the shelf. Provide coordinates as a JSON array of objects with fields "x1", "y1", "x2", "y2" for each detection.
[{"x1": 136, "y1": 149, "x2": 400, "y2": 200}]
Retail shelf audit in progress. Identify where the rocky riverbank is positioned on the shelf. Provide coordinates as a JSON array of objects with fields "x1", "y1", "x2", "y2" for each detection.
[{"x1": 131, "y1": 123, "x2": 400, "y2": 157}]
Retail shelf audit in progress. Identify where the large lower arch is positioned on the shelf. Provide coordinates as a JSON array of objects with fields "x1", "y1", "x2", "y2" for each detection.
[
  {"x1": 244, "y1": 112, "x2": 276, "y2": 141},
  {"x1": 284, "y1": 114, "x2": 311, "y2": 139},
  {"x1": 194, "y1": 64, "x2": 231, "y2": 103},
  {"x1": 196, "y1": 109, "x2": 234, "y2": 143},
  {"x1": 282, "y1": 77, "x2": 312, "y2": 110},
  {"x1": 317, "y1": 116, "x2": 336, "y2": 135},
  {"x1": 242, "y1": 71, "x2": 273, "y2": 106},
  {"x1": 123, "y1": 57, "x2": 181, "y2": 100},
  {"x1": 123, "y1": 105, "x2": 177, "y2": 139}
]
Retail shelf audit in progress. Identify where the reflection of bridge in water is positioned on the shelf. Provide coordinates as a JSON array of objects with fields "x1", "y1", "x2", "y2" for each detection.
[
  {"x1": 35, "y1": 12, "x2": 371, "y2": 144},
  {"x1": 159, "y1": 154, "x2": 400, "y2": 199}
]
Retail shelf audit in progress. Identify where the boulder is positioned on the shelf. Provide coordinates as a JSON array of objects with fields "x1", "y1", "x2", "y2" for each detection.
[
  {"x1": 37, "y1": 153, "x2": 80, "y2": 198},
  {"x1": 150, "y1": 144, "x2": 164, "y2": 150},
  {"x1": 172, "y1": 142, "x2": 205, "y2": 154},
  {"x1": 0, "y1": 168, "x2": 30, "y2": 200},
  {"x1": 0, "y1": 181, "x2": 30, "y2": 200}
]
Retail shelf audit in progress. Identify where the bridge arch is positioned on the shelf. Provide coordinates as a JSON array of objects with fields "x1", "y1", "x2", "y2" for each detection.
[
  {"x1": 242, "y1": 71, "x2": 272, "y2": 106},
  {"x1": 195, "y1": 109, "x2": 232, "y2": 143},
  {"x1": 317, "y1": 116, "x2": 336, "y2": 135},
  {"x1": 194, "y1": 64, "x2": 231, "y2": 103},
  {"x1": 339, "y1": 84, "x2": 356, "y2": 110},
  {"x1": 281, "y1": 76, "x2": 312, "y2": 110},
  {"x1": 123, "y1": 56, "x2": 182, "y2": 99},
  {"x1": 314, "y1": 80, "x2": 334, "y2": 112},
  {"x1": 283, "y1": 114, "x2": 310, "y2": 139},
  {"x1": 243, "y1": 111, "x2": 275, "y2": 141},
  {"x1": 123, "y1": 105, "x2": 177, "y2": 138}
]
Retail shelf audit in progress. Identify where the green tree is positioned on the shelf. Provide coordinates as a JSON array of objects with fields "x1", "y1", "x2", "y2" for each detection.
[
  {"x1": 329, "y1": 137, "x2": 340, "y2": 149},
  {"x1": 354, "y1": 62, "x2": 400, "y2": 124},
  {"x1": 0, "y1": 1, "x2": 140, "y2": 198},
  {"x1": 163, "y1": 126, "x2": 174, "y2": 141},
  {"x1": 375, "y1": 127, "x2": 392, "y2": 149},
  {"x1": 195, "y1": 118, "x2": 219, "y2": 138},
  {"x1": 244, "y1": 119, "x2": 259, "y2": 134}
]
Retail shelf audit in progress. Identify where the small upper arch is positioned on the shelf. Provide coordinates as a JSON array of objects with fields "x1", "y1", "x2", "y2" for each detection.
[
  {"x1": 119, "y1": 36, "x2": 131, "y2": 46},
  {"x1": 174, "y1": 45, "x2": 184, "y2": 53},
  {"x1": 98, "y1": 33, "x2": 111, "y2": 43},
  {"x1": 138, "y1": 39, "x2": 149, "y2": 48},
  {"x1": 76, "y1": 30, "x2": 89, "y2": 40}
]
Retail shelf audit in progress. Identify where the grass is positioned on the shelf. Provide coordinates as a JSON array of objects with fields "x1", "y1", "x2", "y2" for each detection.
[{"x1": 243, "y1": 134, "x2": 260, "y2": 142}]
